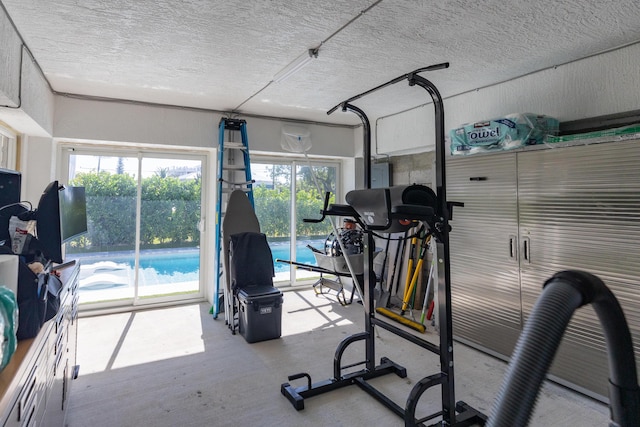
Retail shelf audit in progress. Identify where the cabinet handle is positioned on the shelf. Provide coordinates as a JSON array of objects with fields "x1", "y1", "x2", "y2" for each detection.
[
  {"x1": 18, "y1": 369, "x2": 37, "y2": 422},
  {"x1": 509, "y1": 235, "x2": 518, "y2": 260},
  {"x1": 469, "y1": 176, "x2": 487, "y2": 181},
  {"x1": 522, "y1": 237, "x2": 531, "y2": 263}
]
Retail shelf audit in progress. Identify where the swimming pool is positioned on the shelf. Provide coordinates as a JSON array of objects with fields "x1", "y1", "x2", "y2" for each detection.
[
  {"x1": 270, "y1": 239, "x2": 323, "y2": 271},
  {"x1": 75, "y1": 237, "x2": 326, "y2": 286}
]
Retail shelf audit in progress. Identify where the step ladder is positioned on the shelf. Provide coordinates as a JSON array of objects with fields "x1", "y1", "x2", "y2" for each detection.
[{"x1": 213, "y1": 117, "x2": 254, "y2": 319}]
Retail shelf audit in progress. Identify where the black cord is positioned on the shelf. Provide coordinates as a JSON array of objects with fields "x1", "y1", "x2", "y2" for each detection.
[
  {"x1": 0, "y1": 201, "x2": 32, "y2": 212},
  {"x1": 370, "y1": 225, "x2": 429, "y2": 242}
]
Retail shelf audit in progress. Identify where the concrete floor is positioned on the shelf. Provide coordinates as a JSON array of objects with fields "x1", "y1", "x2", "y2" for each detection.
[{"x1": 66, "y1": 287, "x2": 610, "y2": 426}]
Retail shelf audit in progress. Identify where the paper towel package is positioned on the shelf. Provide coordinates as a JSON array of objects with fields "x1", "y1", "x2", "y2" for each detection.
[{"x1": 449, "y1": 113, "x2": 559, "y2": 155}]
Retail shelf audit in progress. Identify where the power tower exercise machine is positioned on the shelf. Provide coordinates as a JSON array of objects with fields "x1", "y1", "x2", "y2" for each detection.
[{"x1": 280, "y1": 63, "x2": 487, "y2": 426}]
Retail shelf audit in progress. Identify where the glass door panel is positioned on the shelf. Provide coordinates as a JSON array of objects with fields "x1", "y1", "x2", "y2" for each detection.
[
  {"x1": 252, "y1": 163, "x2": 292, "y2": 284},
  {"x1": 65, "y1": 152, "x2": 204, "y2": 307},
  {"x1": 66, "y1": 154, "x2": 138, "y2": 304},
  {"x1": 295, "y1": 164, "x2": 336, "y2": 284},
  {"x1": 137, "y1": 157, "x2": 202, "y2": 299},
  {"x1": 251, "y1": 160, "x2": 338, "y2": 287}
]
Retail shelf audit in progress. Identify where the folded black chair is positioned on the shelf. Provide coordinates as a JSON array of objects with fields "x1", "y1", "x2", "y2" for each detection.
[{"x1": 229, "y1": 231, "x2": 282, "y2": 343}]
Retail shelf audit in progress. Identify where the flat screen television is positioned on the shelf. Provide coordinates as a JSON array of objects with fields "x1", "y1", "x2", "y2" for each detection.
[
  {"x1": 35, "y1": 181, "x2": 88, "y2": 264},
  {"x1": 59, "y1": 186, "x2": 88, "y2": 243},
  {"x1": 35, "y1": 181, "x2": 63, "y2": 263}
]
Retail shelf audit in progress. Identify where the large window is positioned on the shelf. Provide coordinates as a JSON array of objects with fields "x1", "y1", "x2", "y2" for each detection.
[
  {"x1": 0, "y1": 126, "x2": 16, "y2": 170},
  {"x1": 252, "y1": 159, "x2": 339, "y2": 286},
  {"x1": 61, "y1": 146, "x2": 207, "y2": 308}
]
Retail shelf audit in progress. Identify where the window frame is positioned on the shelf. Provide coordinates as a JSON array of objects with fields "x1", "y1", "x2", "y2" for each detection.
[
  {"x1": 252, "y1": 155, "x2": 341, "y2": 287},
  {"x1": 57, "y1": 141, "x2": 212, "y2": 311},
  {"x1": 0, "y1": 125, "x2": 17, "y2": 170}
]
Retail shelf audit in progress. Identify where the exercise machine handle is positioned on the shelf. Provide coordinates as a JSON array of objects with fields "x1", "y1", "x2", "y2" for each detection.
[
  {"x1": 303, "y1": 191, "x2": 331, "y2": 223},
  {"x1": 303, "y1": 191, "x2": 358, "y2": 223}
]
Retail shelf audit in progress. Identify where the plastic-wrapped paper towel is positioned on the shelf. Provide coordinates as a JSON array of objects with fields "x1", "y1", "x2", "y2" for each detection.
[{"x1": 449, "y1": 113, "x2": 559, "y2": 155}]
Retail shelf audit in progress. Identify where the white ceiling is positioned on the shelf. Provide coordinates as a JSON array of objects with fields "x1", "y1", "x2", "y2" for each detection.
[{"x1": 3, "y1": 0, "x2": 640, "y2": 126}]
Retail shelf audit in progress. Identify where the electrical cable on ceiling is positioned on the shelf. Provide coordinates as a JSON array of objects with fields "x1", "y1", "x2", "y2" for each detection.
[
  {"x1": 232, "y1": 0, "x2": 385, "y2": 113},
  {"x1": 318, "y1": 0, "x2": 384, "y2": 47},
  {"x1": 0, "y1": 0, "x2": 375, "y2": 126}
]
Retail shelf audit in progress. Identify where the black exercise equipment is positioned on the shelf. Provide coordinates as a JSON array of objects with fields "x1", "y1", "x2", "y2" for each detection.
[
  {"x1": 280, "y1": 64, "x2": 487, "y2": 426},
  {"x1": 280, "y1": 64, "x2": 639, "y2": 427},
  {"x1": 275, "y1": 258, "x2": 359, "y2": 306}
]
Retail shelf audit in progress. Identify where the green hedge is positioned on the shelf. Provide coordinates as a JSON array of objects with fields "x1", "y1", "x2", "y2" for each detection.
[
  {"x1": 67, "y1": 172, "x2": 332, "y2": 252},
  {"x1": 253, "y1": 185, "x2": 333, "y2": 238},
  {"x1": 69, "y1": 172, "x2": 201, "y2": 252}
]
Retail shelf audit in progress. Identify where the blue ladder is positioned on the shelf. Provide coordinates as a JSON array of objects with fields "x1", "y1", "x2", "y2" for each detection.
[{"x1": 213, "y1": 118, "x2": 254, "y2": 319}]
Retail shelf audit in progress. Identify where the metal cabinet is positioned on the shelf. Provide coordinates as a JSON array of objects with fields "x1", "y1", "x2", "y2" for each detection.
[
  {"x1": 447, "y1": 153, "x2": 522, "y2": 357},
  {"x1": 447, "y1": 139, "x2": 640, "y2": 400}
]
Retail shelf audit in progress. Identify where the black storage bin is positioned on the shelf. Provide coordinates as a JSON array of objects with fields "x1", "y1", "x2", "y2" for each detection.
[{"x1": 237, "y1": 285, "x2": 282, "y2": 343}]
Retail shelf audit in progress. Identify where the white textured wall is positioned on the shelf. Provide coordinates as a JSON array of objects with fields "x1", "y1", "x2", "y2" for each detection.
[
  {"x1": 54, "y1": 96, "x2": 355, "y2": 157},
  {"x1": 0, "y1": 11, "x2": 21, "y2": 107},
  {"x1": 54, "y1": 96, "x2": 213, "y2": 148},
  {"x1": 20, "y1": 135, "x2": 56, "y2": 202},
  {"x1": 376, "y1": 43, "x2": 640, "y2": 155},
  {"x1": 20, "y1": 51, "x2": 55, "y2": 136},
  {"x1": 0, "y1": 8, "x2": 54, "y2": 137}
]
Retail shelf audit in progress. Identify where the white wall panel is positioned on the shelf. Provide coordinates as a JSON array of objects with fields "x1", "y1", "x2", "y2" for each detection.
[
  {"x1": 0, "y1": 10, "x2": 21, "y2": 107},
  {"x1": 0, "y1": 10, "x2": 53, "y2": 137},
  {"x1": 53, "y1": 96, "x2": 355, "y2": 158},
  {"x1": 377, "y1": 43, "x2": 640, "y2": 155}
]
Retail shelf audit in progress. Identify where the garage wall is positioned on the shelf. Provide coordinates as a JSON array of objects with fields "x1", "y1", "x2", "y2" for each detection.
[
  {"x1": 376, "y1": 42, "x2": 640, "y2": 157},
  {"x1": 0, "y1": 11, "x2": 54, "y2": 138},
  {"x1": 53, "y1": 96, "x2": 356, "y2": 158}
]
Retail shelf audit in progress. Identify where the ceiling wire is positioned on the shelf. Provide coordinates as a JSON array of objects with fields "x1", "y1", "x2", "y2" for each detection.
[
  {"x1": 0, "y1": 1, "x2": 356, "y2": 130},
  {"x1": 231, "y1": 0, "x2": 385, "y2": 113},
  {"x1": 2, "y1": 0, "x2": 381, "y2": 125},
  {"x1": 319, "y1": 0, "x2": 383, "y2": 48}
]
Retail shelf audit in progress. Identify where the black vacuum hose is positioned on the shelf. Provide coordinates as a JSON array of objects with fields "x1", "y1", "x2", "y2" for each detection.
[{"x1": 487, "y1": 271, "x2": 640, "y2": 427}]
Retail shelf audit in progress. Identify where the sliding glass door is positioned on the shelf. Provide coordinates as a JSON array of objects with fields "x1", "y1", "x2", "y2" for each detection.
[
  {"x1": 137, "y1": 157, "x2": 202, "y2": 299},
  {"x1": 294, "y1": 164, "x2": 335, "y2": 283},
  {"x1": 62, "y1": 147, "x2": 205, "y2": 307},
  {"x1": 252, "y1": 162, "x2": 292, "y2": 283},
  {"x1": 252, "y1": 159, "x2": 337, "y2": 286}
]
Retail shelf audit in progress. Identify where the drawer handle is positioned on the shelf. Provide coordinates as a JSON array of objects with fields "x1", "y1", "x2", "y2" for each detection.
[{"x1": 18, "y1": 371, "x2": 37, "y2": 422}]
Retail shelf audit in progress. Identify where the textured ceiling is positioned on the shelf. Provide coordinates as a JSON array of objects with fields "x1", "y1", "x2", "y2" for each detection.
[{"x1": 3, "y1": 0, "x2": 640, "y2": 126}]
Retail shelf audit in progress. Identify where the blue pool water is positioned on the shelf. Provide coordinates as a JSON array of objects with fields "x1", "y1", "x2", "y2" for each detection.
[
  {"x1": 137, "y1": 251, "x2": 200, "y2": 274},
  {"x1": 270, "y1": 240, "x2": 321, "y2": 272},
  {"x1": 80, "y1": 238, "x2": 324, "y2": 278}
]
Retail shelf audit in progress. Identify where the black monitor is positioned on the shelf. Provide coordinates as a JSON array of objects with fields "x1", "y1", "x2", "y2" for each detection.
[
  {"x1": 35, "y1": 181, "x2": 64, "y2": 263},
  {"x1": 35, "y1": 181, "x2": 88, "y2": 264},
  {"x1": 59, "y1": 186, "x2": 88, "y2": 243}
]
